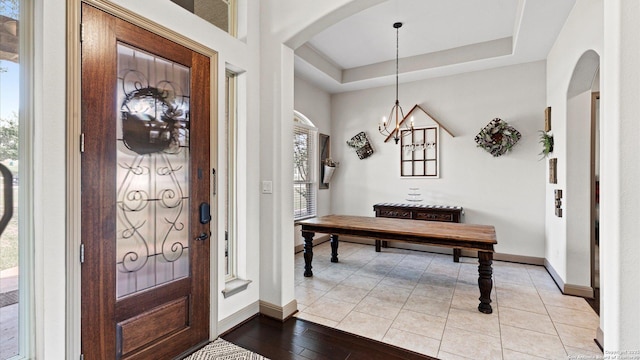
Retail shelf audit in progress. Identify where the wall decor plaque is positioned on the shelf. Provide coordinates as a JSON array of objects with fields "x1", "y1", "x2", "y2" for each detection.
[
  {"x1": 475, "y1": 118, "x2": 521, "y2": 157},
  {"x1": 346, "y1": 131, "x2": 374, "y2": 159}
]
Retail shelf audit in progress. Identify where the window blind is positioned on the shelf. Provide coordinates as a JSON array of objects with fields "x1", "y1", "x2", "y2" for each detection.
[{"x1": 293, "y1": 124, "x2": 317, "y2": 220}]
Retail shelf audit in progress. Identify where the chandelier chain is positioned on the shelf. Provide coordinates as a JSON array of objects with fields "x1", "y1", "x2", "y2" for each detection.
[{"x1": 379, "y1": 22, "x2": 413, "y2": 144}]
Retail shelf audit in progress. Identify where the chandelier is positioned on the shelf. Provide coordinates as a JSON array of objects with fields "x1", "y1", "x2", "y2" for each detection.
[{"x1": 379, "y1": 22, "x2": 413, "y2": 144}]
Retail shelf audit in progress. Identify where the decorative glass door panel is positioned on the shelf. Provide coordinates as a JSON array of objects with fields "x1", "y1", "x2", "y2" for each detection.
[{"x1": 116, "y1": 43, "x2": 191, "y2": 298}]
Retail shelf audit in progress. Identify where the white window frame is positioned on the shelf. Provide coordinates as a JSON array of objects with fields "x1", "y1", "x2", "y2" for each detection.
[
  {"x1": 293, "y1": 111, "x2": 317, "y2": 221},
  {"x1": 1, "y1": 0, "x2": 35, "y2": 359},
  {"x1": 224, "y1": 69, "x2": 237, "y2": 281}
]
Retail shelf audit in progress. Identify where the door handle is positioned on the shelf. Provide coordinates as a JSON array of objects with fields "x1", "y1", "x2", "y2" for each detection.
[{"x1": 195, "y1": 232, "x2": 209, "y2": 241}]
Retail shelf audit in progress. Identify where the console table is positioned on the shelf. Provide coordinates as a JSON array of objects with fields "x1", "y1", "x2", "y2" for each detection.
[
  {"x1": 297, "y1": 215, "x2": 497, "y2": 314},
  {"x1": 373, "y1": 203, "x2": 464, "y2": 261}
]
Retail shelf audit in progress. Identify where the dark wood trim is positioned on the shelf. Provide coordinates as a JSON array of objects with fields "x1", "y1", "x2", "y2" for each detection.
[
  {"x1": 384, "y1": 104, "x2": 455, "y2": 142},
  {"x1": 590, "y1": 91, "x2": 600, "y2": 311}
]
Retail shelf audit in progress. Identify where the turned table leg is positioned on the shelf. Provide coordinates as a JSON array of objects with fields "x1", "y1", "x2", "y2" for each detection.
[
  {"x1": 302, "y1": 230, "x2": 315, "y2": 277},
  {"x1": 375, "y1": 239, "x2": 381, "y2": 252},
  {"x1": 477, "y1": 251, "x2": 494, "y2": 314},
  {"x1": 330, "y1": 234, "x2": 339, "y2": 263},
  {"x1": 453, "y1": 248, "x2": 461, "y2": 262}
]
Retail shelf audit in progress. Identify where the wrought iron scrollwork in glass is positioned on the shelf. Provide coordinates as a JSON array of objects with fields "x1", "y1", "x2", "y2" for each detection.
[{"x1": 115, "y1": 43, "x2": 191, "y2": 298}]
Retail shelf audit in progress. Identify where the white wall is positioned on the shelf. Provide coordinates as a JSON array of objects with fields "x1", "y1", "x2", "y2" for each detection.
[
  {"x1": 294, "y1": 76, "x2": 333, "y2": 248},
  {"x1": 35, "y1": 1, "x2": 67, "y2": 358},
  {"x1": 601, "y1": 0, "x2": 640, "y2": 350},
  {"x1": 565, "y1": 90, "x2": 593, "y2": 287},
  {"x1": 330, "y1": 61, "x2": 547, "y2": 258},
  {"x1": 546, "y1": 0, "x2": 602, "y2": 288},
  {"x1": 258, "y1": 0, "x2": 375, "y2": 315}
]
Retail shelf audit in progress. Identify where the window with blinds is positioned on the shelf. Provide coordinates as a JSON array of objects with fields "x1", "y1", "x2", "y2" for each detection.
[{"x1": 293, "y1": 117, "x2": 317, "y2": 220}]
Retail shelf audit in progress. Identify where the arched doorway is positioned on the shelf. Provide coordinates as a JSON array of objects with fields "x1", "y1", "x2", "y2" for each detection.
[{"x1": 565, "y1": 50, "x2": 600, "y2": 311}]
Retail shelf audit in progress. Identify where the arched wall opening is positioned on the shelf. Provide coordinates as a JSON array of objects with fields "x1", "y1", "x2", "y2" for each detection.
[
  {"x1": 259, "y1": 0, "x2": 385, "y2": 318},
  {"x1": 565, "y1": 50, "x2": 600, "y2": 293}
]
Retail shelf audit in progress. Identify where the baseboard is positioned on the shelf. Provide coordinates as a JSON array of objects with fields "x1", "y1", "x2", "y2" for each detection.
[
  {"x1": 217, "y1": 300, "x2": 260, "y2": 335},
  {"x1": 493, "y1": 252, "x2": 545, "y2": 265},
  {"x1": 334, "y1": 236, "x2": 545, "y2": 266},
  {"x1": 544, "y1": 258, "x2": 565, "y2": 291},
  {"x1": 564, "y1": 284, "x2": 594, "y2": 298},
  {"x1": 595, "y1": 326, "x2": 604, "y2": 350},
  {"x1": 294, "y1": 234, "x2": 330, "y2": 253},
  {"x1": 544, "y1": 259, "x2": 594, "y2": 298},
  {"x1": 259, "y1": 298, "x2": 298, "y2": 321}
]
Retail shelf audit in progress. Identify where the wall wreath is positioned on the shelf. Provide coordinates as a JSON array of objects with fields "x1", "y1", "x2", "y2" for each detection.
[{"x1": 474, "y1": 118, "x2": 521, "y2": 157}]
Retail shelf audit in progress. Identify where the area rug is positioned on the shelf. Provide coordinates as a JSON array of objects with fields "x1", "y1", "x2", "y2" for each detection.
[
  {"x1": 183, "y1": 338, "x2": 269, "y2": 360},
  {"x1": 0, "y1": 290, "x2": 19, "y2": 308}
]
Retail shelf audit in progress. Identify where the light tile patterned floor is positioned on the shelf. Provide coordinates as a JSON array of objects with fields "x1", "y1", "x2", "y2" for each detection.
[{"x1": 294, "y1": 241, "x2": 603, "y2": 360}]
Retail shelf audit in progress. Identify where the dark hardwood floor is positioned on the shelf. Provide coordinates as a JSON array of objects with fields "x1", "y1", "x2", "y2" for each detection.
[{"x1": 222, "y1": 315, "x2": 438, "y2": 360}]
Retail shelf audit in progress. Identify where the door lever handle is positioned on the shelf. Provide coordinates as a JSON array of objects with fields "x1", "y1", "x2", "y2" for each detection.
[{"x1": 195, "y1": 232, "x2": 209, "y2": 241}]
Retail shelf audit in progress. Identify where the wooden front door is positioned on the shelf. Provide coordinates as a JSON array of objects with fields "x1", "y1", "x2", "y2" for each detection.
[{"x1": 80, "y1": 4, "x2": 212, "y2": 359}]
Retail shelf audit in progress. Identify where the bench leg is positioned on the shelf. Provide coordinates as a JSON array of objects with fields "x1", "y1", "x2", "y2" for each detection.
[
  {"x1": 303, "y1": 231, "x2": 315, "y2": 277},
  {"x1": 453, "y1": 248, "x2": 461, "y2": 262},
  {"x1": 330, "y1": 234, "x2": 339, "y2": 263},
  {"x1": 477, "y1": 251, "x2": 493, "y2": 314},
  {"x1": 375, "y1": 240, "x2": 389, "y2": 252}
]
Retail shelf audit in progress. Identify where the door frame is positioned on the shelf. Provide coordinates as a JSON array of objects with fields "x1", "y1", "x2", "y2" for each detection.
[
  {"x1": 590, "y1": 91, "x2": 600, "y2": 306},
  {"x1": 66, "y1": 1, "x2": 218, "y2": 358}
]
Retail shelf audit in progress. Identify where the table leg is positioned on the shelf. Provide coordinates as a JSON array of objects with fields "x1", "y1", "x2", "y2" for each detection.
[
  {"x1": 375, "y1": 239, "x2": 381, "y2": 252},
  {"x1": 302, "y1": 231, "x2": 315, "y2": 277},
  {"x1": 453, "y1": 248, "x2": 461, "y2": 262},
  {"x1": 330, "y1": 234, "x2": 339, "y2": 262},
  {"x1": 477, "y1": 251, "x2": 493, "y2": 314}
]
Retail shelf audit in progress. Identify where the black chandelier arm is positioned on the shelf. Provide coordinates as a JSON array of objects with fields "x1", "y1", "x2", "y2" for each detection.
[{"x1": 379, "y1": 21, "x2": 413, "y2": 144}]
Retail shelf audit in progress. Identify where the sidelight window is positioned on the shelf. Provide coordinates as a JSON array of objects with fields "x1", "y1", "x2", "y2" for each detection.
[{"x1": 1, "y1": 0, "x2": 33, "y2": 358}]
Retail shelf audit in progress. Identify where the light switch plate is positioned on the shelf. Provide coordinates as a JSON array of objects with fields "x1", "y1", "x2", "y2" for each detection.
[{"x1": 262, "y1": 180, "x2": 273, "y2": 194}]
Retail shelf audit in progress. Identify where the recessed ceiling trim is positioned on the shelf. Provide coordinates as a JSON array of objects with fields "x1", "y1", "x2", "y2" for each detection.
[
  {"x1": 294, "y1": 0, "x2": 577, "y2": 94},
  {"x1": 344, "y1": 37, "x2": 513, "y2": 84},
  {"x1": 294, "y1": 44, "x2": 343, "y2": 83},
  {"x1": 511, "y1": 0, "x2": 527, "y2": 53}
]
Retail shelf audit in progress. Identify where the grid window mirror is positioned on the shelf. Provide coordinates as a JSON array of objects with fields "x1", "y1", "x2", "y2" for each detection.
[
  {"x1": 400, "y1": 127, "x2": 439, "y2": 177},
  {"x1": 293, "y1": 112, "x2": 317, "y2": 220},
  {"x1": 170, "y1": 0, "x2": 237, "y2": 37}
]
